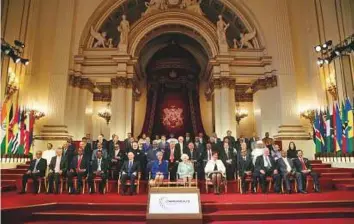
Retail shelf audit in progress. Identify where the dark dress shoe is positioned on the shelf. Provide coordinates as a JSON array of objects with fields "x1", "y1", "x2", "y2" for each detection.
[
  {"x1": 18, "y1": 191, "x2": 26, "y2": 194},
  {"x1": 314, "y1": 188, "x2": 321, "y2": 193},
  {"x1": 287, "y1": 190, "x2": 292, "y2": 194},
  {"x1": 299, "y1": 190, "x2": 307, "y2": 194}
]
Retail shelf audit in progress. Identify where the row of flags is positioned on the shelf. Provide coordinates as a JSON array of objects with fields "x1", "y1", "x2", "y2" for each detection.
[
  {"x1": 1, "y1": 91, "x2": 35, "y2": 155},
  {"x1": 313, "y1": 98, "x2": 353, "y2": 154}
]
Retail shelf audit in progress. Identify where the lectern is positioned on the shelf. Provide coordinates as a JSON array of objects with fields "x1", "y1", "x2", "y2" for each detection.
[{"x1": 146, "y1": 187, "x2": 202, "y2": 224}]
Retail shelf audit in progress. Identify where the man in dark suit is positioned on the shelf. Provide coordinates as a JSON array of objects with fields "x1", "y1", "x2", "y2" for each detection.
[
  {"x1": 47, "y1": 148, "x2": 67, "y2": 194},
  {"x1": 109, "y1": 143, "x2": 126, "y2": 178},
  {"x1": 19, "y1": 151, "x2": 47, "y2": 194},
  {"x1": 248, "y1": 133, "x2": 258, "y2": 151},
  {"x1": 175, "y1": 136, "x2": 186, "y2": 158},
  {"x1": 92, "y1": 142, "x2": 108, "y2": 160},
  {"x1": 253, "y1": 148, "x2": 281, "y2": 193},
  {"x1": 123, "y1": 132, "x2": 133, "y2": 151},
  {"x1": 158, "y1": 135, "x2": 169, "y2": 153},
  {"x1": 88, "y1": 150, "x2": 109, "y2": 194},
  {"x1": 185, "y1": 132, "x2": 193, "y2": 145},
  {"x1": 277, "y1": 150, "x2": 302, "y2": 194},
  {"x1": 82, "y1": 137, "x2": 93, "y2": 162},
  {"x1": 63, "y1": 141, "x2": 76, "y2": 169},
  {"x1": 67, "y1": 147, "x2": 88, "y2": 194},
  {"x1": 293, "y1": 150, "x2": 320, "y2": 193},
  {"x1": 93, "y1": 134, "x2": 108, "y2": 151},
  {"x1": 120, "y1": 152, "x2": 140, "y2": 195},
  {"x1": 237, "y1": 149, "x2": 253, "y2": 194},
  {"x1": 164, "y1": 142, "x2": 181, "y2": 180},
  {"x1": 219, "y1": 142, "x2": 236, "y2": 180}
]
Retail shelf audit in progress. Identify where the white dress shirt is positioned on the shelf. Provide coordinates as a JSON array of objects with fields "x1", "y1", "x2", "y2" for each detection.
[
  {"x1": 251, "y1": 148, "x2": 264, "y2": 165},
  {"x1": 97, "y1": 158, "x2": 102, "y2": 171},
  {"x1": 54, "y1": 156, "x2": 61, "y2": 173},
  {"x1": 283, "y1": 157, "x2": 291, "y2": 172},
  {"x1": 263, "y1": 155, "x2": 271, "y2": 168}
]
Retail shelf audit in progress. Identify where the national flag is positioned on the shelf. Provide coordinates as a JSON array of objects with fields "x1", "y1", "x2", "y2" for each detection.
[
  {"x1": 7, "y1": 103, "x2": 20, "y2": 154},
  {"x1": 0, "y1": 99, "x2": 11, "y2": 155},
  {"x1": 319, "y1": 110, "x2": 326, "y2": 152},
  {"x1": 325, "y1": 106, "x2": 333, "y2": 152},
  {"x1": 25, "y1": 110, "x2": 35, "y2": 155},
  {"x1": 341, "y1": 101, "x2": 348, "y2": 153},
  {"x1": 334, "y1": 103, "x2": 342, "y2": 152},
  {"x1": 345, "y1": 98, "x2": 353, "y2": 153},
  {"x1": 313, "y1": 112, "x2": 323, "y2": 153}
]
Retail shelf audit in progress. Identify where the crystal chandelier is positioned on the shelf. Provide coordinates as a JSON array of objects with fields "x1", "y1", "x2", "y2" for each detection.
[
  {"x1": 98, "y1": 103, "x2": 111, "y2": 125},
  {"x1": 235, "y1": 103, "x2": 248, "y2": 125}
]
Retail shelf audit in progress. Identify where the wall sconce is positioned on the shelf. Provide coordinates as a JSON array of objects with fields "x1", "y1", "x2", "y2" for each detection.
[
  {"x1": 300, "y1": 109, "x2": 316, "y2": 124},
  {"x1": 98, "y1": 103, "x2": 111, "y2": 125},
  {"x1": 26, "y1": 109, "x2": 45, "y2": 120},
  {"x1": 6, "y1": 68, "x2": 19, "y2": 99},
  {"x1": 235, "y1": 108, "x2": 248, "y2": 125}
]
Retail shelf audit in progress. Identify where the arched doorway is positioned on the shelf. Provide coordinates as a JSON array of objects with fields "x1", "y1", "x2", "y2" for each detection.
[{"x1": 138, "y1": 33, "x2": 207, "y2": 137}]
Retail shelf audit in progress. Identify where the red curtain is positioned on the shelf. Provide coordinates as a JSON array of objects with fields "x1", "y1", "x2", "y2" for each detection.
[{"x1": 140, "y1": 84, "x2": 205, "y2": 137}]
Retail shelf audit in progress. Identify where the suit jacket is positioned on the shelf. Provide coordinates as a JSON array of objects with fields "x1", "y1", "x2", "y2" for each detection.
[
  {"x1": 124, "y1": 138, "x2": 132, "y2": 151},
  {"x1": 293, "y1": 157, "x2": 312, "y2": 172},
  {"x1": 175, "y1": 142, "x2": 186, "y2": 157},
  {"x1": 183, "y1": 149, "x2": 202, "y2": 163},
  {"x1": 84, "y1": 143, "x2": 93, "y2": 161},
  {"x1": 28, "y1": 158, "x2": 47, "y2": 177},
  {"x1": 277, "y1": 157, "x2": 296, "y2": 174},
  {"x1": 63, "y1": 147, "x2": 76, "y2": 167},
  {"x1": 225, "y1": 136, "x2": 236, "y2": 148},
  {"x1": 146, "y1": 148, "x2": 161, "y2": 163},
  {"x1": 151, "y1": 160, "x2": 169, "y2": 178},
  {"x1": 108, "y1": 148, "x2": 127, "y2": 161},
  {"x1": 93, "y1": 140, "x2": 108, "y2": 151},
  {"x1": 92, "y1": 149, "x2": 108, "y2": 161},
  {"x1": 91, "y1": 158, "x2": 109, "y2": 173},
  {"x1": 163, "y1": 147, "x2": 181, "y2": 163},
  {"x1": 49, "y1": 156, "x2": 67, "y2": 173},
  {"x1": 219, "y1": 147, "x2": 236, "y2": 165},
  {"x1": 70, "y1": 155, "x2": 88, "y2": 172},
  {"x1": 237, "y1": 155, "x2": 253, "y2": 175},
  {"x1": 121, "y1": 160, "x2": 140, "y2": 174},
  {"x1": 158, "y1": 141, "x2": 169, "y2": 152},
  {"x1": 254, "y1": 155, "x2": 277, "y2": 173}
]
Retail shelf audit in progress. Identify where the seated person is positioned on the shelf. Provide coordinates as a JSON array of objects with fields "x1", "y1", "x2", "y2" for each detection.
[
  {"x1": 277, "y1": 150, "x2": 302, "y2": 194},
  {"x1": 287, "y1": 142, "x2": 298, "y2": 159},
  {"x1": 67, "y1": 147, "x2": 88, "y2": 194},
  {"x1": 47, "y1": 148, "x2": 67, "y2": 194},
  {"x1": 19, "y1": 151, "x2": 47, "y2": 194},
  {"x1": 92, "y1": 142, "x2": 108, "y2": 161},
  {"x1": 149, "y1": 151, "x2": 168, "y2": 187},
  {"x1": 253, "y1": 148, "x2": 281, "y2": 193},
  {"x1": 293, "y1": 150, "x2": 320, "y2": 193},
  {"x1": 88, "y1": 150, "x2": 108, "y2": 194},
  {"x1": 177, "y1": 154, "x2": 195, "y2": 186},
  {"x1": 120, "y1": 152, "x2": 140, "y2": 195},
  {"x1": 237, "y1": 149, "x2": 253, "y2": 194},
  {"x1": 251, "y1": 141, "x2": 265, "y2": 165},
  {"x1": 204, "y1": 152, "x2": 226, "y2": 195}
]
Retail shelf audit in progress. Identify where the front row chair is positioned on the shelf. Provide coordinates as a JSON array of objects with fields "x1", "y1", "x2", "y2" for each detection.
[
  {"x1": 117, "y1": 172, "x2": 141, "y2": 194},
  {"x1": 92, "y1": 176, "x2": 109, "y2": 194},
  {"x1": 176, "y1": 172, "x2": 198, "y2": 188},
  {"x1": 148, "y1": 172, "x2": 170, "y2": 189},
  {"x1": 25, "y1": 177, "x2": 46, "y2": 194},
  {"x1": 204, "y1": 172, "x2": 228, "y2": 194}
]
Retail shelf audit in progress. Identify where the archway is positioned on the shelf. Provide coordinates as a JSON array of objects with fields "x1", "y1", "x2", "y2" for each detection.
[{"x1": 138, "y1": 33, "x2": 208, "y2": 137}]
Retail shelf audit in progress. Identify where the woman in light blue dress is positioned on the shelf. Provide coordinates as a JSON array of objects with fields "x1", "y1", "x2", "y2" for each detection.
[{"x1": 177, "y1": 154, "x2": 195, "y2": 186}]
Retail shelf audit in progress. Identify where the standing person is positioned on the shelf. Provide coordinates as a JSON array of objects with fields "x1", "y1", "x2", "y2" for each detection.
[
  {"x1": 82, "y1": 137, "x2": 93, "y2": 162},
  {"x1": 108, "y1": 134, "x2": 120, "y2": 154},
  {"x1": 167, "y1": 133, "x2": 177, "y2": 144},
  {"x1": 164, "y1": 142, "x2": 180, "y2": 181},
  {"x1": 124, "y1": 133, "x2": 133, "y2": 151},
  {"x1": 63, "y1": 141, "x2": 76, "y2": 170},
  {"x1": 47, "y1": 148, "x2": 67, "y2": 194},
  {"x1": 175, "y1": 136, "x2": 186, "y2": 158},
  {"x1": 287, "y1": 142, "x2": 298, "y2": 159},
  {"x1": 248, "y1": 133, "x2": 258, "y2": 151},
  {"x1": 219, "y1": 142, "x2": 236, "y2": 180},
  {"x1": 42, "y1": 143, "x2": 55, "y2": 168},
  {"x1": 120, "y1": 152, "x2": 140, "y2": 195},
  {"x1": 185, "y1": 133, "x2": 192, "y2": 145},
  {"x1": 109, "y1": 143, "x2": 126, "y2": 178},
  {"x1": 225, "y1": 130, "x2": 236, "y2": 148},
  {"x1": 158, "y1": 135, "x2": 169, "y2": 152},
  {"x1": 19, "y1": 151, "x2": 47, "y2": 194},
  {"x1": 93, "y1": 134, "x2": 108, "y2": 150},
  {"x1": 262, "y1": 132, "x2": 274, "y2": 152}
]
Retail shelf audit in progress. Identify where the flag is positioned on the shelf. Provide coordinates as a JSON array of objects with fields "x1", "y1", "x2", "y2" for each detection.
[
  {"x1": 7, "y1": 105, "x2": 20, "y2": 154},
  {"x1": 319, "y1": 110, "x2": 326, "y2": 152},
  {"x1": 345, "y1": 98, "x2": 353, "y2": 153},
  {"x1": 313, "y1": 112, "x2": 324, "y2": 153},
  {"x1": 334, "y1": 103, "x2": 342, "y2": 152},
  {"x1": 325, "y1": 106, "x2": 333, "y2": 152},
  {"x1": 1, "y1": 100, "x2": 11, "y2": 155},
  {"x1": 341, "y1": 101, "x2": 348, "y2": 153},
  {"x1": 24, "y1": 110, "x2": 35, "y2": 155}
]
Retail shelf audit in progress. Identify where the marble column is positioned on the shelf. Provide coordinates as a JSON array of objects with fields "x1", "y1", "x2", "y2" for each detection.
[
  {"x1": 36, "y1": 0, "x2": 75, "y2": 150},
  {"x1": 125, "y1": 79, "x2": 133, "y2": 137},
  {"x1": 111, "y1": 77, "x2": 127, "y2": 138}
]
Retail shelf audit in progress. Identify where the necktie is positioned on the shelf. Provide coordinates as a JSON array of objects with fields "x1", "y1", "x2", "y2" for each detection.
[
  {"x1": 128, "y1": 161, "x2": 133, "y2": 172},
  {"x1": 266, "y1": 156, "x2": 271, "y2": 168},
  {"x1": 170, "y1": 148, "x2": 174, "y2": 161},
  {"x1": 77, "y1": 156, "x2": 82, "y2": 169},
  {"x1": 300, "y1": 158, "x2": 307, "y2": 170},
  {"x1": 33, "y1": 159, "x2": 39, "y2": 172}
]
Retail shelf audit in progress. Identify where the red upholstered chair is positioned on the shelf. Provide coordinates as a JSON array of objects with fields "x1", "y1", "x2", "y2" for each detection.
[
  {"x1": 45, "y1": 176, "x2": 64, "y2": 194},
  {"x1": 148, "y1": 172, "x2": 171, "y2": 189},
  {"x1": 238, "y1": 173, "x2": 253, "y2": 193},
  {"x1": 205, "y1": 172, "x2": 229, "y2": 194},
  {"x1": 117, "y1": 172, "x2": 141, "y2": 194},
  {"x1": 256, "y1": 176, "x2": 272, "y2": 193},
  {"x1": 281, "y1": 174, "x2": 298, "y2": 193},
  {"x1": 93, "y1": 176, "x2": 109, "y2": 194},
  {"x1": 68, "y1": 176, "x2": 87, "y2": 194},
  {"x1": 25, "y1": 177, "x2": 46, "y2": 194}
]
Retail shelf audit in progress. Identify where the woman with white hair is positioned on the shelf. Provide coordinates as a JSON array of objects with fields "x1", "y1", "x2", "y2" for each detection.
[
  {"x1": 177, "y1": 154, "x2": 195, "y2": 186},
  {"x1": 150, "y1": 151, "x2": 168, "y2": 187}
]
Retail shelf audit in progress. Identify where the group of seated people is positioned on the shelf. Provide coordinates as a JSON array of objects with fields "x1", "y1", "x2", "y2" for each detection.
[{"x1": 19, "y1": 131, "x2": 320, "y2": 195}]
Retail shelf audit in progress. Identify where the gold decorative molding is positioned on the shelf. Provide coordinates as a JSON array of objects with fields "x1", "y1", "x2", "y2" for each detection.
[
  {"x1": 111, "y1": 76, "x2": 133, "y2": 88},
  {"x1": 235, "y1": 85, "x2": 253, "y2": 102},
  {"x1": 68, "y1": 75, "x2": 95, "y2": 93},
  {"x1": 250, "y1": 75, "x2": 277, "y2": 93},
  {"x1": 212, "y1": 77, "x2": 236, "y2": 89}
]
